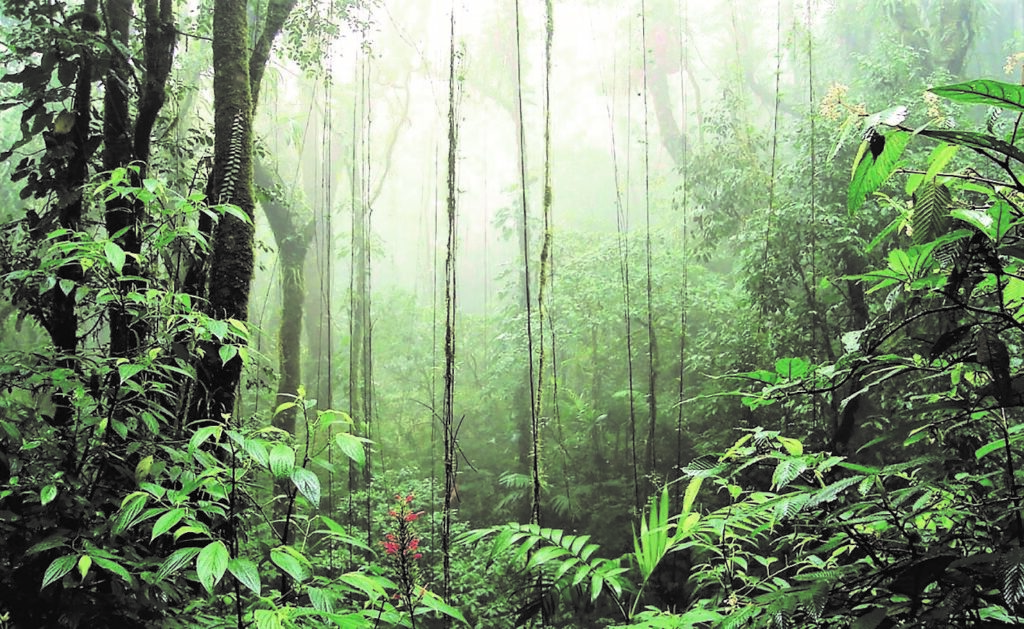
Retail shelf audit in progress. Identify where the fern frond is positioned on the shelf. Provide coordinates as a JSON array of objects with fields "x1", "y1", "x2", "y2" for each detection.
[{"x1": 911, "y1": 180, "x2": 952, "y2": 245}]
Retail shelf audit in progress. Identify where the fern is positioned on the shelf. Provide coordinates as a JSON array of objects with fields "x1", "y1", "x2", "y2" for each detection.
[
  {"x1": 457, "y1": 521, "x2": 628, "y2": 621},
  {"x1": 911, "y1": 180, "x2": 952, "y2": 245}
]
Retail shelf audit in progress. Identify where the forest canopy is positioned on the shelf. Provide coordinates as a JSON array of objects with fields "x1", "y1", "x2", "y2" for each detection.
[{"x1": 1, "y1": 0, "x2": 1024, "y2": 627}]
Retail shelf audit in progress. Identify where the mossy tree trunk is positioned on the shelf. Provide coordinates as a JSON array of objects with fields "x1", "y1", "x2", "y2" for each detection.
[{"x1": 188, "y1": 0, "x2": 298, "y2": 424}]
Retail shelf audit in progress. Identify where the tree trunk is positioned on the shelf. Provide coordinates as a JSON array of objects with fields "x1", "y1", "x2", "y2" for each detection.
[{"x1": 189, "y1": 0, "x2": 255, "y2": 423}]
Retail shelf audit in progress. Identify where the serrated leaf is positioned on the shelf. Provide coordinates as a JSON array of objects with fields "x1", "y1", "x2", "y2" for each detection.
[
  {"x1": 772, "y1": 458, "x2": 808, "y2": 490},
  {"x1": 156, "y1": 546, "x2": 202, "y2": 581},
  {"x1": 270, "y1": 546, "x2": 310, "y2": 583},
  {"x1": 40, "y1": 484, "x2": 57, "y2": 506},
  {"x1": 151, "y1": 508, "x2": 186, "y2": 541},
  {"x1": 931, "y1": 79, "x2": 1024, "y2": 112},
  {"x1": 196, "y1": 541, "x2": 229, "y2": 594},
  {"x1": 104, "y1": 241, "x2": 126, "y2": 274},
  {"x1": 227, "y1": 557, "x2": 261, "y2": 596},
  {"x1": 290, "y1": 467, "x2": 320, "y2": 506},
  {"x1": 40, "y1": 555, "x2": 76, "y2": 590},
  {"x1": 912, "y1": 181, "x2": 951, "y2": 245},
  {"x1": 269, "y1": 443, "x2": 295, "y2": 478}
]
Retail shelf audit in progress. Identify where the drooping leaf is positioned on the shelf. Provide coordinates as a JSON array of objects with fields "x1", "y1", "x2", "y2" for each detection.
[
  {"x1": 196, "y1": 541, "x2": 229, "y2": 594},
  {"x1": 930, "y1": 79, "x2": 1024, "y2": 112},
  {"x1": 919, "y1": 129, "x2": 1024, "y2": 164},
  {"x1": 104, "y1": 240, "x2": 126, "y2": 274},
  {"x1": 228, "y1": 557, "x2": 261, "y2": 596},
  {"x1": 156, "y1": 546, "x2": 202, "y2": 581},
  {"x1": 113, "y1": 492, "x2": 148, "y2": 535},
  {"x1": 270, "y1": 546, "x2": 310, "y2": 583},
  {"x1": 76, "y1": 555, "x2": 91, "y2": 581},
  {"x1": 91, "y1": 556, "x2": 132, "y2": 585},
  {"x1": 334, "y1": 432, "x2": 369, "y2": 470},
  {"x1": 290, "y1": 467, "x2": 320, "y2": 507}
]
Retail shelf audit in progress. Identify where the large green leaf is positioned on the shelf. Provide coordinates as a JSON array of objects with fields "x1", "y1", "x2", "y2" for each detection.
[
  {"x1": 151, "y1": 508, "x2": 186, "y2": 541},
  {"x1": 228, "y1": 557, "x2": 261, "y2": 596},
  {"x1": 270, "y1": 546, "x2": 310, "y2": 583},
  {"x1": 848, "y1": 131, "x2": 910, "y2": 213},
  {"x1": 40, "y1": 555, "x2": 77, "y2": 590},
  {"x1": 919, "y1": 129, "x2": 1024, "y2": 164},
  {"x1": 156, "y1": 546, "x2": 202, "y2": 581},
  {"x1": 269, "y1": 443, "x2": 295, "y2": 479},
  {"x1": 334, "y1": 432, "x2": 369, "y2": 470},
  {"x1": 930, "y1": 79, "x2": 1024, "y2": 112},
  {"x1": 196, "y1": 541, "x2": 229, "y2": 594},
  {"x1": 290, "y1": 467, "x2": 320, "y2": 506}
]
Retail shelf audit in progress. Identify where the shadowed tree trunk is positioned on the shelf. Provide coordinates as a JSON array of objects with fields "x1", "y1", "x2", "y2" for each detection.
[{"x1": 187, "y1": 0, "x2": 299, "y2": 424}]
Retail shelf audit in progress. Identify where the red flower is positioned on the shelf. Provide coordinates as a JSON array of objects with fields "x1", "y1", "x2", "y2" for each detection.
[
  {"x1": 404, "y1": 511, "x2": 422, "y2": 522},
  {"x1": 408, "y1": 538, "x2": 419, "y2": 550}
]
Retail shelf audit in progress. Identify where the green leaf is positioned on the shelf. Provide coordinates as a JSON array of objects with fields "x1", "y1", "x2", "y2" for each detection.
[
  {"x1": 218, "y1": 344, "x2": 238, "y2": 365},
  {"x1": 189, "y1": 425, "x2": 222, "y2": 453},
  {"x1": 290, "y1": 467, "x2": 321, "y2": 507},
  {"x1": 852, "y1": 607, "x2": 888, "y2": 629},
  {"x1": 151, "y1": 508, "x2": 186, "y2": 541},
  {"x1": 930, "y1": 79, "x2": 1024, "y2": 112},
  {"x1": 228, "y1": 557, "x2": 261, "y2": 596},
  {"x1": 269, "y1": 443, "x2": 295, "y2": 478},
  {"x1": 41, "y1": 555, "x2": 76, "y2": 590},
  {"x1": 911, "y1": 180, "x2": 952, "y2": 245},
  {"x1": 849, "y1": 131, "x2": 910, "y2": 213},
  {"x1": 976, "y1": 438, "x2": 1007, "y2": 460},
  {"x1": 254, "y1": 609, "x2": 282, "y2": 629},
  {"x1": 335, "y1": 432, "x2": 369, "y2": 470},
  {"x1": 337, "y1": 571, "x2": 392, "y2": 600},
  {"x1": 777, "y1": 436, "x2": 803, "y2": 457},
  {"x1": 104, "y1": 241, "x2": 126, "y2": 274},
  {"x1": 196, "y1": 541, "x2": 229, "y2": 594},
  {"x1": 40, "y1": 484, "x2": 57, "y2": 506},
  {"x1": 417, "y1": 589, "x2": 468, "y2": 624},
  {"x1": 77, "y1": 555, "x2": 91, "y2": 581},
  {"x1": 91, "y1": 555, "x2": 132, "y2": 585},
  {"x1": 156, "y1": 546, "x2": 201, "y2": 581},
  {"x1": 118, "y1": 362, "x2": 145, "y2": 382},
  {"x1": 525, "y1": 545, "x2": 569, "y2": 570},
  {"x1": 113, "y1": 492, "x2": 148, "y2": 535},
  {"x1": 919, "y1": 129, "x2": 1024, "y2": 164},
  {"x1": 270, "y1": 546, "x2": 310, "y2": 583}
]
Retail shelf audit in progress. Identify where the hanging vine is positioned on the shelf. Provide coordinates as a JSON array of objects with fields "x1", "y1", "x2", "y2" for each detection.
[
  {"x1": 441, "y1": 2, "x2": 460, "y2": 612},
  {"x1": 639, "y1": 0, "x2": 658, "y2": 481},
  {"x1": 512, "y1": 0, "x2": 542, "y2": 526}
]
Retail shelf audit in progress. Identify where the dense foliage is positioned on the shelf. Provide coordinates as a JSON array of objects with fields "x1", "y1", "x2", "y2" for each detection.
[{"x1": 2, "y1": 0, "x2": 1024, "y2": 628}]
